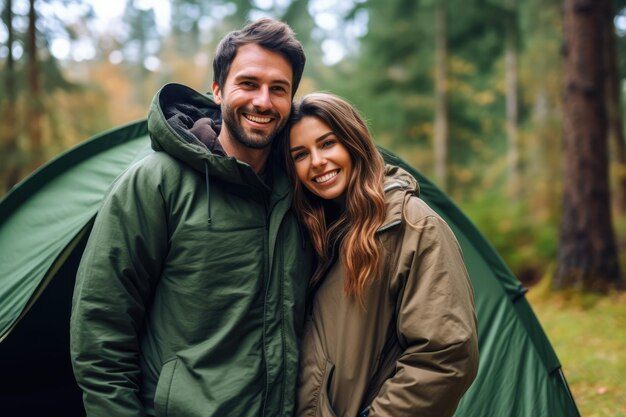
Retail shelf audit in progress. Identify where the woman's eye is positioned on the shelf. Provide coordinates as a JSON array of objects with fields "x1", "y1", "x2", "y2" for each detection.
[
  {"x1": 321, "y1": 139, "x2": 336, "y2": 148},
  {"x1": 292, "y1": 151, "x2": 307, "y2": 161}
]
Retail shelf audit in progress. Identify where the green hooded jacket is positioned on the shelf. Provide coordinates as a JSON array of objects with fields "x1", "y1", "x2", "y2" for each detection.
[{"x1": 70, "y1": 83, "x2": 313, "y2": 417}]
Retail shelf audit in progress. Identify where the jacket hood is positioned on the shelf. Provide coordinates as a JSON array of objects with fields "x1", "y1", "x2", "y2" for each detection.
[
  {"x1": 380, "y1": 165, "x2": 420, "y2": 231},
  {"x1": 147, "y1": 83, "x2": 270, "y2": 189}
]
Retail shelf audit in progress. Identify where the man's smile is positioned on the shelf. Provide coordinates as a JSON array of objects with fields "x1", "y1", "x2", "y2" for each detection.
[{"x1": 244, "y1": 113, "x2": 273, "y2": 124}]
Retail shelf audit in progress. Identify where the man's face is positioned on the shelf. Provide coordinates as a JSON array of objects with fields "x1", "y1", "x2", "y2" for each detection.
[{"x1": 212, "y1": 43, "x2": 293, "y2": 150}]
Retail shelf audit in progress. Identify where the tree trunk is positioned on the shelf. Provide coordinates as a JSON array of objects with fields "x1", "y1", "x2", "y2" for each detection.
[
  {"x1": 3, "y1": 0, "x2": 15, "y2": 103},
  {"x1": 1, "y1": 0, "x2": 21, "y2": 194},
  {"x1": 27, "y1": 0, "x2": 44, "y2": 171},
  {"x1": 555, "y1": 0, "x2": 622, "y2": 291},
  {"x1": 604, "y1": 1, "x2": 626, "y2": 214},
  {"x1": 506, "y1": 0, "x2": 521, "y2": 198},
  {"x1": 434, "y1": 0, "x2": 448, "y2": 190}
]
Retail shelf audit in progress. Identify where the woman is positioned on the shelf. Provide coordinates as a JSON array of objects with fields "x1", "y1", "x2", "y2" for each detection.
[{"x1": 284, "y1": 92, "x2": 479, "y2": 417}]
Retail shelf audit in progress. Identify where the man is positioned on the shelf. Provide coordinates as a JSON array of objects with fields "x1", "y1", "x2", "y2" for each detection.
[{"x1": 70, "y1": 18, "x2": 313, "y2": 417}]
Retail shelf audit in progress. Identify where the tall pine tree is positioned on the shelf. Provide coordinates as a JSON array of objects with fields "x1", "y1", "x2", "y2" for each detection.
[{"x1": 555, "y1": 0, "x2": 622, "y2": 291}]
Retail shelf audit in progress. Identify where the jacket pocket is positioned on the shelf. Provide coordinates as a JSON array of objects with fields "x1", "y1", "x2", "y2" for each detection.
[
  {"x1": 318, "y1": 360, "x2": 339, "y2": 417},
  {"x1": 154, "y1": 357, "x2": 178, "y2": 417}
]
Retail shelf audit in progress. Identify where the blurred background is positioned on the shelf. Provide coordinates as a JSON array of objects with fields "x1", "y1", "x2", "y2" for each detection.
[
  {"x1": 4, "y1": 0, "x2": 624, "y2": 288},
  {"x1": 0, "y1": 1, "x2": 625, "y2": 414}
]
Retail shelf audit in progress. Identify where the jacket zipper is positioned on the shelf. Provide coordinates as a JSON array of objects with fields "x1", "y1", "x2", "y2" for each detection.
[
  {"x1": 261, "y1": 200, "x2": 271, "y2": 417},
  {"x1": 278, "y1": 226, "x2": 287, "y2": 414}
]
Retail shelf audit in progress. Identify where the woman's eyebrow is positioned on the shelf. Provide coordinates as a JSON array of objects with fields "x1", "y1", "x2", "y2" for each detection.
[{"x1": 289, "y1": 132, "x2": 334, "y2": 152}]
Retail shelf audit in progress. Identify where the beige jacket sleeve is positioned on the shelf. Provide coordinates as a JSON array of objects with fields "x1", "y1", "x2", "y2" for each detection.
[{"x1": 370, "y1": 200, "x2": 479, "y2": 417}]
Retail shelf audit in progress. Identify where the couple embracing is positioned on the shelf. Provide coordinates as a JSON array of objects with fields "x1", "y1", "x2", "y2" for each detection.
[{"x1": 70, "y1": 17, "x2": 478, "y2": 417}]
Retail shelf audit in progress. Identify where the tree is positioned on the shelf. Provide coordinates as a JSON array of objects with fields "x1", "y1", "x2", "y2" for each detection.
[
  {"x1": 0, "y1": 0, "x2": 21, "y2": 193},
  {"x1": 224, "y1": 0, "x2": 255, "y2": 28},
  {"x1": 26, "y1": 0, "x2": 44, "y2": 171},
  {"x1": 0, "y1": 0, "x2": 104, "y2": 196},
  {"x1": 170, "y1": 0, "x2": 203, "y2": 56},
  {"x1": 504, "y1": 0, "x2": 521, "y2": 198},
  {"x1": 518, "y1": 0, "x2": 562, "y2": 220},
  {"x1": 434, "y1": 0, "x2": 449, "y2": 189},
  {"x1": 280, "y1": 0, "x2": 325, "y2": 87},
  {"x1": 605, "y1": 0, "x2": 626, "y2": 213},
  {"x1": 555, "y1": 0, "x2": 622, "y2": 291},
  {"x1": 341, "y1": 0, "x2": 511, "y2": 197},
  {"x1": 121, "y1": 0, "x2": 160, "y2": 104}
]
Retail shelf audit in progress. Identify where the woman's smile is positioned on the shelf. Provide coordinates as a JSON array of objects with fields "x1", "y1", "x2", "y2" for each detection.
[{"x1": 313, "y1": 169, "x2": 340, "y2": 184}]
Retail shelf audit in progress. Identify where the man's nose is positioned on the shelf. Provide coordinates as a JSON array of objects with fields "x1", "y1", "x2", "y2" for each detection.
[{"x1": 252, "y1": 87, "x2": 271, "y2": 111}]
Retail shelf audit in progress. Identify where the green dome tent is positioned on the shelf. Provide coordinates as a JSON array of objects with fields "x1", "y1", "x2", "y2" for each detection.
[{"x1": 0, "y1": 120, "x2": 580, "y2": 416}]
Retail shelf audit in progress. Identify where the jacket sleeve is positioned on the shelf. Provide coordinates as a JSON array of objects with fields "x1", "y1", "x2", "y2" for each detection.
[
  {"x1": 70, "y1": 163, "x2": 167, "y2": 417},
  {"x1": 369, "y1": 208, "x2": 479, "y2": 417}
]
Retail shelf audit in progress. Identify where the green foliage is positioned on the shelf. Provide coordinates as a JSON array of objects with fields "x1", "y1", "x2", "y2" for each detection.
[
  {"x1": 0, "y1": 0, "x2": 92, "y2": 95},
  {"x1": 462, "y1": 191, "x2": 558, "y2": 283},
  {"x1": 0, "y1": 0, "x2": 623, "y2": 294},
  {"x1": 330, "y1": 0, "x2": 518, "y2": 194},
  {"x1": 447, "y1": 1, "x2": 510, "y2": 72},
  {"x1": 324, "y1": 0, "x2": 572, "y2": 281},
  {"x1": 280, "y1": 0, "x2": 325, "y2": 85},
  {"x1": 121, "y1": 0, "x2": 160, "y2": 62},
  {"x1": 0, "y1": 0, "x2": 108, "y2": 193}
]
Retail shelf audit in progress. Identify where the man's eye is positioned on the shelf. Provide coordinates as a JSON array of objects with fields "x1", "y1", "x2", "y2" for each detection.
[{"x1": 271, "y1": 86, "x2": 288, "y2": 94}]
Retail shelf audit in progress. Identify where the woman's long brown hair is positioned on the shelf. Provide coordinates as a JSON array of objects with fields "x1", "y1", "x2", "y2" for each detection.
[{"x1": 284, "y1": 93, "x2": 386, "y2": 301}]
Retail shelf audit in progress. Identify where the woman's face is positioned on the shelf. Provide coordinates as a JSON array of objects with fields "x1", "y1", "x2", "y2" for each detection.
[{"x1": 289, "y1": 116, "x2": 353, "y2": 203}]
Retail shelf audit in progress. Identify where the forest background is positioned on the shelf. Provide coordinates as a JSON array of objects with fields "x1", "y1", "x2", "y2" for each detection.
[{"x1": 1, "y1": 0, "x2": 626, "y2": 415}]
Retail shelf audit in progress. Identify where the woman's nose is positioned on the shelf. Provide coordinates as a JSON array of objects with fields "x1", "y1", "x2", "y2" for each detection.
[{"x1": 311, "y1": 151, "x2": 327, "y2": 168}]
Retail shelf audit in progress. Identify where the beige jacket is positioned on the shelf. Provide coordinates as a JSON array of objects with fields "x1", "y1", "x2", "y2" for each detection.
[{"x1": 296, "y1": 166, "x2": 479, "y2": 417}]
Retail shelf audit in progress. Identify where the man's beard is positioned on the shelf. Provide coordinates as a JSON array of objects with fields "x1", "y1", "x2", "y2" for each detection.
[{"x1": 221, "y1": 102, "x2": 283, "y2": 149}]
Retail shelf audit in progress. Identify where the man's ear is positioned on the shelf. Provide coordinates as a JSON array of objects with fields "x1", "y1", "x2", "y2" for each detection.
[{"x1": 212, "y1": 81, "x2": 222, "y2": 105}]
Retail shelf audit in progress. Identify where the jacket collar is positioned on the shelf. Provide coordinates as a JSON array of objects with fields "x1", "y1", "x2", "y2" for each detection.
[
  {"x1": 377, "y1": 165, "x2": 420, "y2": 233},
  {"x1": 148, "y1": 83, "x2": 276, "y2": 194}
]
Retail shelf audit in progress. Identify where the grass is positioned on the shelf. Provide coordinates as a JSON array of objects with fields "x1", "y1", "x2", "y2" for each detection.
[{"x1": 526, "y1": 283, "x2": 626, "y2": 417}]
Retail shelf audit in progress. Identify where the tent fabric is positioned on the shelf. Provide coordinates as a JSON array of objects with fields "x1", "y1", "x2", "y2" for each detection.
[
  {"x1": 0, "y1": 121, "x2": 152, "y2": 342},
  {"x1": 0, "y1": 121, "x2": 580, "y2": 416}
]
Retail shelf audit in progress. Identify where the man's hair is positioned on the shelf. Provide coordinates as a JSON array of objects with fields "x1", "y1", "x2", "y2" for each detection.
[{"x1": 213, "y1": 18, "x2": 306, "y2": 97}]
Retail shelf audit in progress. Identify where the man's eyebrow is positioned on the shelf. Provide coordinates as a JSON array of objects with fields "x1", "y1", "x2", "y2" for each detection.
[{"x1": 234, "y1": 74, "x2": 291, "y2": 86}]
